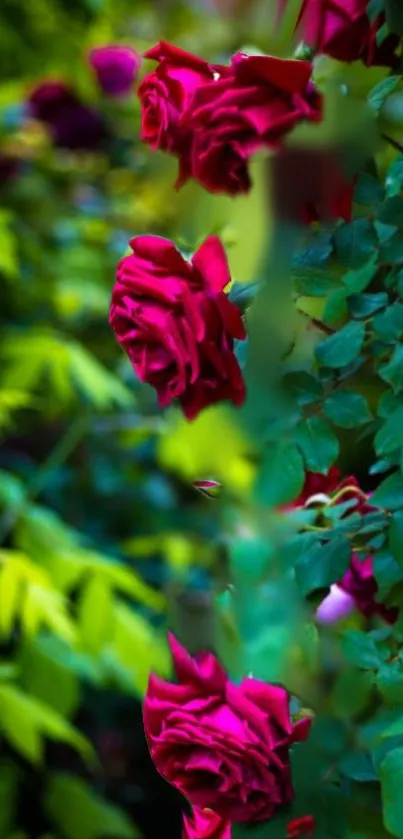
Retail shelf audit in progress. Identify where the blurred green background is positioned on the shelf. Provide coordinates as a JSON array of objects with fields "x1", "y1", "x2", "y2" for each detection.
[{"x1": 0, "y1": 0, "x2": 278, "y2": 837}]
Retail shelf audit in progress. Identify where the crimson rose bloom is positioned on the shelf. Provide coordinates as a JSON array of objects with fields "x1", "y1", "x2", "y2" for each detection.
[
  {"x1": 183, "y1": 53, "x2": 322, "y2": 195},
  {"x1": 183, "y1": 809, "x2": 231, "y2": 839},
  {"x1": 138, "y1": 41, "x2": 224, "y2": 179},
  {"x1": 28, "y1": 81, "x2": 106, "y2": 151},
  {"x1": 89, "y1": 45, "x2": 141, "y2": 97},
  {"x1": 143, "y1": 634, "x2": 311, "y2": 823},
  {"x1": 290, "y1": 0, "x2": 398, "y2": 66},
  {"x1": 109, "y1": 235, "x2": 246, "y2": 420}
]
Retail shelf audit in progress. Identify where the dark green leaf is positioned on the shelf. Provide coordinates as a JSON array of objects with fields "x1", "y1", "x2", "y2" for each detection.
[
  {"x1": 315, "y1": 321, "x2": 365, "y2": 368},
  {"x1": 378, "y1": 197, "x2": 403, "y2": 226},
  {"x1": 389, "y1": 512, "x2": 403, "y2": 565},
  {"x1": 379, "y1": 345, "x2": 403, "y2": 390},
  {"x1": 349, "y1": 292, "x2": 388, "y2": 318},
  {"x1": 372, "y1": 472, "x2": 403, "y2": 509},
  {"x1": 355, "y1": 171, "x2": 384, "y2": 206},
  {"x1": 323, "y1": 288, "x2": 348, "y2": 325},
  {"x1": 295, "y1": 416, "x2": 339, "y2": 473},
  {"x1": 324, "y1": 391, "x2": 372, "y2": 428},
  {"x1": 283, "y1": 371, "x2": 323, "y2": 405},
  {"x1": 373, "y1": 303, "x2": 403, "y2": 342},
  {"x1": 292, "y1": 230, "x2": 333, "y2": 268},
  {"x1": 380, "y1": 235, "x2": 403, "y2": 264},
  {"x1": 254, "y1": 443, "x2": 305, "y2": 507},
  {"x1": 341, "y1": 630, "x2": 382, "y2": 669},
  {"x1": 343, "y1": 255, "x2": 378, "y2": 292},
  {"x1": 340, "y1": 750, "x2": 377, "y2": 782},
  {"x1": 375, "y1": 406, "x2": 403, "y2": 454},
  {"x1": 295, "y1": 535, "x2": 351, "y2": 595},
  {"x1": 368, "y1": 75, "x2": 401, "y2": 112},
  {"x1": 380, "y1": 747, "x2": 403, "y2": 838},
  {"x1": 335, "y1": 220, "x2": 377, "y2": 269},
  {"x1": 292, "y1": 266, "x2": 340, "y2": 296}
]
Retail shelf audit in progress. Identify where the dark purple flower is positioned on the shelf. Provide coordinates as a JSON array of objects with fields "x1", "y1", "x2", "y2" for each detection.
[
  {"x1": 89, "y1": 45, "x2": 141, "y2": 97},
  {"x1": 28, "y1": 80, "x2": 107, "y2": 151}
]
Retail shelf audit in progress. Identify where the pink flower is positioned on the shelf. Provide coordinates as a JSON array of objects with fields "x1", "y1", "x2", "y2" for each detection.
[
  {"x1": 182, "y1": 54, "x2": 322, "y2": 196},
  {"x1": 89, "y1": 45, "x2": 141, "y2": 97},
  {"x1": 28, "y1": 81, "x2": 107, "y2": 151},
  {"x1": 109, "y1": 235, "x2": 246, "y2": 420},
  {"x1": 183, "y1": 809, "x2": 231, "y2": 839},
  {"x1": 143, "y1": 634, "x2": 311, "y2": 823},
  {"x1": 138, "y1": 41, "x2": 223, "y2": 170},
  {"x1": 283, "y1": 0, "x2": 399, "y2": 66}
]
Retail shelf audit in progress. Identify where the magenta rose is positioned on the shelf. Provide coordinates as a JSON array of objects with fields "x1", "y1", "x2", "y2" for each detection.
[
  {"x1": 109, "y1": 235, "x2": 246, "y2": 420},
  {"x1": 143, "y1": 634, "x2": 311, "y2": 823},
  {"x1": 138, "y1": 41, "x2": 225, "y2": 182},
  {"x1": 89, "y1": 45, "x2": 141, "y2": 97},
  {"x1": 182, "y1": 53, "x2": 322, "y2": 195},
  {"x1": 28, "y1": 81, "x2": 107, "y2": 151},
  {"x1": 183, "y1": 809, "x2": 231, "y2": 839},
  {"x1": 290, "y1": 0, "x2": 398, "y2": 66}
]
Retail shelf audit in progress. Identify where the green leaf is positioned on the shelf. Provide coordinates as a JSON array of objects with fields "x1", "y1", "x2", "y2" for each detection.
[
  {"x1": 372, "y1": 472, "x2": 403, "y2": 509},
  {"x1": 343, "y1": 255, "x2": 378, "y2": 292},
  {"x1": 295, "y1": 416, "x2": 339, "y2": 473},
  {"x1": 335, "y1": 220, "x2": 377, "y2": 268},
  {"x1": 283, "y1": 371, "x2": 323, "y2": 405},
  {"x1": 295, "y1": 535, "x2": 351, "y2": 595},
  {"x1": 340, "y1": 630, "x2": 382, "y2": 669},
  {"x1": 389, "y1": 512, "x2": 403, "y2": 565},
  {"x1": 254, "y1": 443, "x2": 304, "y2": 506},
  {"x1": 340, "y1": 751, "x2": 377, "y2": 782},
  {"x1": 378, "y1": 197, "x2": 403, "y2": 226},
  {"x1": 380, "y1": 235, "x2": 403, "y2": 264},
  {"x1": 324, "y1": 391, "x2": 372, "y2": 428},
  {"x1": 355, "y1": 172, "x2": 384, "y2": 206},
  {"x1": 292, "y1": 230, "x2": 333, "y2": 268},
  {"x1": 368, "y1": 75, "x2": 401, "y2": 111},
  {"x1": 315, "y1": 321, "x2": 365, "y2": 368},
  {"x1": 0, "y1": 685, "x2": 93, "y2": 765},
  {"x1": 349, "y1": 292, "x2": 388, "y2": 318},
  {"x1": 323, "y1": 288, "x2": 348, "y2": 326},
  {"x1": 44, "y1": 774, "x2": 139, "y2": 839},
  {"x1": 373, "y1": 303, "x2": 403, "y2": 342},
  {"x1": 380, "y1": 747, "x2": 403, "y2": 838},
  {"x1": 375, "y1": 407, "x2": 403, "y2": 454},
  {"x1": 78, "y1": 576, "x2": 114, "y2": 654},
  {"x1": 379, "y1": 345, "x2": 403, "y2": 390},
  {"x1": 292, "y1": 266, "x2": 340, "y2": 297},
  {"x1": 331, "y1": 669, "x2": 374, "y2": 717}
]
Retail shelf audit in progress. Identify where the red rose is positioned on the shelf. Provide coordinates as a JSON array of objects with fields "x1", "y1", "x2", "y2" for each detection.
[
  {"x1": 138, "y1": 41, "x2": 224, "y2": 180},
  {"x1": 183, "y1": 809, "x2": 231, "y2": 839},
  {"x1": 183, "y1": 53, "x2": 322, "y2": 195},
  {"x1": 289, "y1": 0, "x2": 398, "y2": 66},
  {"x1": 109, "y1": 235, "x2": 246, "y2": 420},
  {"x1": 143, "y1": 635, "x2": 311, "y2": 822}
]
